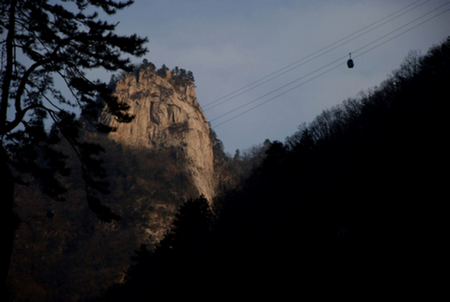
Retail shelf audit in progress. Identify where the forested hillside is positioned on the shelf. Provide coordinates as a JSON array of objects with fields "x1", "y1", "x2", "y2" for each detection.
[
  {"x1": 8, "y1": 39, "x2": 447, "y2": 301},
  {"x1": 8, "y1": 129, "x2": 200, "y2": 301},
  {"x1": 103, "y1": 40, "x2": 448, "y2": 300},
  {"x1": 7, "y1": 71, "x2": 258, "y2": 300}
]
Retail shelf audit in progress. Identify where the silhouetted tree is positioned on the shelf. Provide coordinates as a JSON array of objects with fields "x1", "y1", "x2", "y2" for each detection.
[
  {"x1": 209, "y1": 123, "x2": 226, "y2": 167},
  {"x1": 187, "y1": 70, "x2": 195, "y2": 82},
  {"x1": 105, "y1": 195, "x2": 213, "y2": 301},
  {"x1": 156, "y1": 64, "x2": 169, "y2": 77},
  {"x1": 233, "y1": 149, "x2": 241, "y2": 160},
  {"x1": 1, "y1": 0, "x2": 147, "y2": 290},
  {"x1": 157, "y1": 195, "x2": 212, "y2": 252},
  {"x1": 179, "y1": 68, "x2": 187, "y2": 79}
]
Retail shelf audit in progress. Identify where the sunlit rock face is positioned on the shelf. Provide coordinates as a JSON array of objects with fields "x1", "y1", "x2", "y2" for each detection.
[{"x1": 100, "y1": 68, "x2": 215, "y2": 202}]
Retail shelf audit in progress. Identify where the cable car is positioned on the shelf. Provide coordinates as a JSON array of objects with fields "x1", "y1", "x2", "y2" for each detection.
[{"x1": 347, "y1": 53, "x2": 354, "y2": 68}]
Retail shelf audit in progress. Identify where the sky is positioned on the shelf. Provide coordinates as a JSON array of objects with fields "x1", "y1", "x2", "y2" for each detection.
[{"x1": 16, "y1": 0, "x2": 450, "y2": 154}]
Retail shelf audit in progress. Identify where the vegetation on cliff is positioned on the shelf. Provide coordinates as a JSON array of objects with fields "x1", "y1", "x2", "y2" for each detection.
[
  {"x1": 7, "y1": 130, "x2": 199, "y2": 301},
  {"x1": 109, "y1": 60, "x2": 195, "y2": 91}
]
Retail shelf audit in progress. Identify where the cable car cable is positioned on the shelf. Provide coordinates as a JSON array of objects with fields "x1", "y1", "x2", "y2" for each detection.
[
  {"x1": 210, "y1": 3, "x2": 448, "y2": 125},
  {"x1": 210, "y1": 6, "x2": 449, "y2": 129},
  {"x1": 159, "y1": 1, "x2": 448, "y2": 141},
  {"x1": 351, "y1": 2, "x2": 449, "y2": 58},
  {"x1": 353, "y1": 7, "x2": 449, "y2": 60},
  {"x1": 203, "y1": 0, "x2": 428, "y2": 110},
  {"x1": 209, "y1": 54, "x2": 348, "y2": 123},
  {"x1": 202, "y1": 0, "x2": 431, "y2": 111}
]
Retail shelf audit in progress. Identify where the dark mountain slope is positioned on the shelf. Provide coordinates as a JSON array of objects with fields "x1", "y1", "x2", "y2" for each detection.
[{"x1": 109, "y1": 40, "x2": 449, "y2": 300}]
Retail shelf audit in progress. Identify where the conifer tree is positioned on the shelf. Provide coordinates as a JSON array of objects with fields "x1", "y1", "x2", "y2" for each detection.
[
  {"x1": 0, "y1": 0, "x2": 147, "y2": 288},
  {"x1": 110, "y1": 195, "x2": 213, "y2": 301},
  {"x1": 156, "y1": 195, "x2": 212, "y2": 255}
]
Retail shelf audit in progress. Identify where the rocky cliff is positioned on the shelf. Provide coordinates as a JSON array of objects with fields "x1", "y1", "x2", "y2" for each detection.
[{"x1": 100, "y1": 68, "x2": 215, "y2": 202}]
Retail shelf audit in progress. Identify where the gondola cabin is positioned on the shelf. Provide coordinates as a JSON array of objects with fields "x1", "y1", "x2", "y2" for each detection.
[{"x1": 347, "y1": 53, "x2": 354, "y2": 68}]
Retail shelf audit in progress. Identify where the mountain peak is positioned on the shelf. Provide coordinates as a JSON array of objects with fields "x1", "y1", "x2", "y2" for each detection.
[{"x1": 100, "y1": 67, "x2": 215, "y2": 202}]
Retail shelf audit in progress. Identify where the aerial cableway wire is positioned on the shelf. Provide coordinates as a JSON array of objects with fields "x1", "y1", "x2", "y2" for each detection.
[
  {"x1": 210, "y1": 4, "x2": 449, "y2": 129},
  {"x1": 203, "y1": 0, "x2": 431, "y2": 111}
]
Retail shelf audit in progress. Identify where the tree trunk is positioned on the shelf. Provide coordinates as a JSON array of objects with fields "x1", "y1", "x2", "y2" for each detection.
[
  {"x1": 1, "y1": 146, "x2": 19, "y2": 294},
  {"x1": 0, "y1": 0, "x2": 15, "y2": 135}
]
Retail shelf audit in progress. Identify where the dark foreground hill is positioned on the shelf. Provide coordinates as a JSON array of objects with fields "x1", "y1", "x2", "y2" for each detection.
[
  {"x1": 104, "y1": 40, "x2": 448, "y2": 300},
  {"x1": 7, "y1": 131, "x2": 200, "y2": 301}
]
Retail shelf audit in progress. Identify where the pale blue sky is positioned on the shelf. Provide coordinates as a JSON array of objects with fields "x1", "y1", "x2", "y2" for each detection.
[
  {"x1": 106, "y1": 0, "x2": 448, "y2": 154},
  {"x1": 10, "y1": 0, "x2": 450, "y2": 154}
]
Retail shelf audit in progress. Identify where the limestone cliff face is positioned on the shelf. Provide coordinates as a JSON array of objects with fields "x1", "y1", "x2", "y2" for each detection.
[{"x1": 100, "y1": 68, "x2": 215, "y2": 202}]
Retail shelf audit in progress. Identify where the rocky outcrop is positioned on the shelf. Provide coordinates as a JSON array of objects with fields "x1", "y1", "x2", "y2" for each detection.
[{"x1": 100, "y1": 68, "x2": 215, "y2": 202}]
